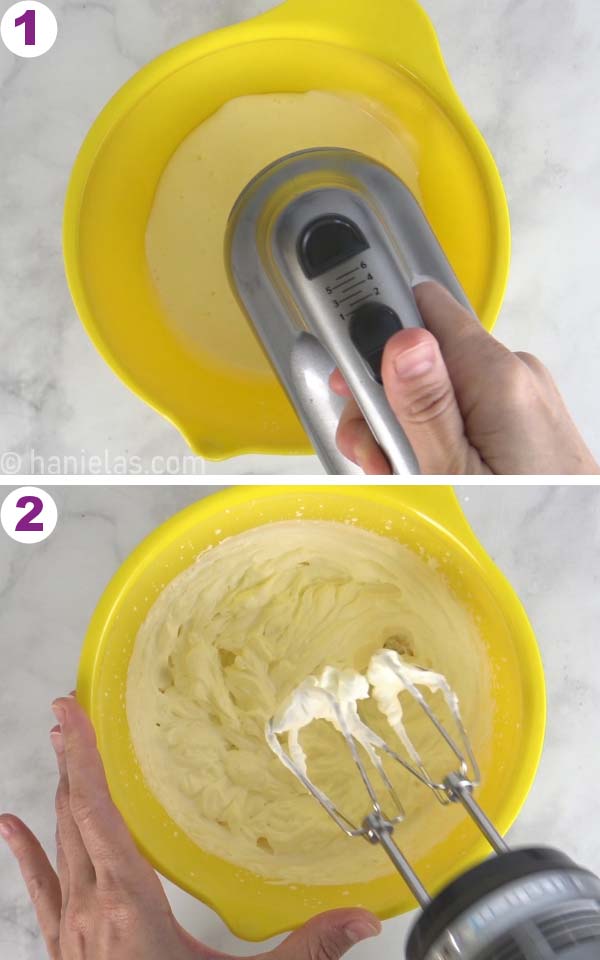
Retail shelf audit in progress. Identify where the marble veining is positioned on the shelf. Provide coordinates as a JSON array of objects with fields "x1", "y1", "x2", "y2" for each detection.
[
  {"x1": 1, "y1": 485, "x2": 599, "y2": 957},
  {"x1": 1, "y1": 1, "x2": 600, "y2": 474}
]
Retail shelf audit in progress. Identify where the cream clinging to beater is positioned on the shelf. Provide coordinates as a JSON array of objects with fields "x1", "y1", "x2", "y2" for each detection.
[
  {"x1": 266, "y1": 649, "x2": 600, "y2": 960},
  {"x1": 266, "y1": 651, "x2": 462, "y2": 777}
]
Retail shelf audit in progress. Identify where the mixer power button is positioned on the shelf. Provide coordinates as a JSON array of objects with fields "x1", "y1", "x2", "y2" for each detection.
[
  {"x1": 298, "y1": 215, "x2": 370, "y2": 279},
  {"x1": 350, "y1": 303, "x2": 403, "y2": 383}
]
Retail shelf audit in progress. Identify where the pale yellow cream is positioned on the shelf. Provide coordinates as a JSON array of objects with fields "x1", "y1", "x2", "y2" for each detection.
[
  {"x1": 127, "y1": 521, "x2": 487, "y2": 885},
  {"x1": 145, "y1": 91, "x2": 419, "y2": 377}
]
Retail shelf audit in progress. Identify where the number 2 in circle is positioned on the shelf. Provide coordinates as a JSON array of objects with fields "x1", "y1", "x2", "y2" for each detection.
[
  {"x1": 15, "y1": 9, "x2": 36, "y2": 45},
  {"x1": 15, "y1": 496, "x2": 44, "y2": 532}
]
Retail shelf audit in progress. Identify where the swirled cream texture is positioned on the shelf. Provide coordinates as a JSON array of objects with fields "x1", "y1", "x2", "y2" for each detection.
[{"x1": 127, "y1": 521, "x2": 487, "y2": 885}]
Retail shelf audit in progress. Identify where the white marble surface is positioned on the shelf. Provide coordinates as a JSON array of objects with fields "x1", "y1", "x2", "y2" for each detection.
[
  {"x1": 1, "y1": 0, "x2": 600, "y2": 474},
  {"x1": 0, "y1": 484, "x2": 599, "y2": 958}
]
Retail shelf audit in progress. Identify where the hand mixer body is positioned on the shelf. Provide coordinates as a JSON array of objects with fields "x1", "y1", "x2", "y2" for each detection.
[
  {"x1": 409, "y1": 847, "x2": 600, "y2": 960},
  {"x1": 227, "y1": 148, "x2": 473, "y2": 475}
]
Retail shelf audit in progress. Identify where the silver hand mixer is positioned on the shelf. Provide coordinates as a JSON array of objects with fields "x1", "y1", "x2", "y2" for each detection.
[
  {"x1": 266, "y1": 657, "x2": 600, "y2": 960},
  {"x1": 227, "y1": 148, "x2": 473, "y2": 476}
]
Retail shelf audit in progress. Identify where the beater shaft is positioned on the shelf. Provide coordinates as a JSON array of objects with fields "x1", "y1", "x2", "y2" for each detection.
[
  {"x1": 362, "y1": 782, "x2": 509, "y2": 907},
  {"x1": 445, "y1": 773, "x2": 509, "y2": 855},
  {"x1": 364, "y1": 811, "x2": 431, "y2": 908}
]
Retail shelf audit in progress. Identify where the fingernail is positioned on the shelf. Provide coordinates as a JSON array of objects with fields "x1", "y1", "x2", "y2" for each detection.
[
  {"x1": 393, "y1": 342, "x2": 435, "y2": 380},
  {"x1": 353, "y1": 439, "x2": 372, "y2": 468},
  {"x1": 344, "y1": 920, "x2": 381, "y2": 944},
  {"x1": 52, "y1": 702, "x2": 66, "y2": 725},
  {"x1": 50, "y1": 729, "x2": 64, "y2": 755},
  {"x1": 0, "y1": 820, "x2": 14, "y2": 840}
]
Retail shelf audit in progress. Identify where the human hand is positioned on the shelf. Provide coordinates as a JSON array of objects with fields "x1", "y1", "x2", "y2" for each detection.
[
  {"x1": 332, "y1": 281, "x2": 600, "y2": 475},
  {"x1": 0, "y1": 695, "x2": 381, "y2": 960}
]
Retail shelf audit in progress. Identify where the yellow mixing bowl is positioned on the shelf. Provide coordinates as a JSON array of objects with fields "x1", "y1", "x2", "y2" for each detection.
[
  {"x1": 77, "y1": 486, "x2": 544, "y2": 941},
  {"x1": 64, "y1": 0, "x2": 511, "y2": 462}
]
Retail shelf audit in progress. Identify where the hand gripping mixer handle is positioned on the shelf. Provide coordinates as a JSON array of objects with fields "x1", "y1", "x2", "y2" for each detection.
[
  {"x1": 286, "y1": 274, "x2": 424, "y2": 476},
  {"x1": 228, "y1": 149, "x2": 476, "y2": 476},
  {"x1": 300, "y1": 269, "x2": 425, "y2": 477}
]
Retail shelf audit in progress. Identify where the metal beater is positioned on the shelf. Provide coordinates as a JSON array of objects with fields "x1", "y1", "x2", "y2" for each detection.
[{"x1": 267, "y1": 653, "x2": 600, "y2": 960}]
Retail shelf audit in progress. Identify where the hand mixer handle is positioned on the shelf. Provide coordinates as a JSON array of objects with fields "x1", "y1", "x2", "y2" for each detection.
[
  {"x1": 286, "y1": 332, "x2": 367, "y2": 475},
  {"x1": 313, "y1": 271, "x2": 425, "y2": 476},
  {"x1": 287, "y1": 308, "x2": 423, "y2": 476},
  {"x1": 288, "y1": 328, "x2": 420, "y2": 475}
]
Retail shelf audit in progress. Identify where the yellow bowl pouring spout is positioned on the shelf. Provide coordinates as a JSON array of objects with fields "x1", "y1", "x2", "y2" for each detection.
[
  {"x1": 64, "y1": 0, "x2": 511, "y2": 461},
  {"x1": 78, "y1": 487, "x2": 544, "y2": 942}
]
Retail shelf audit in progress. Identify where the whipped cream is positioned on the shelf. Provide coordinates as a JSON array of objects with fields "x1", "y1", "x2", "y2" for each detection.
[
  {"x1": 267, "y1": 667, "x2": 385, "y2": 778},
  {"x1": 368, "y1": 650, "x2": 461, "y2": 765},
  {"x1": 127, "y1": 519, "x2": 484, "y2": 885},
  {"x1": 267, "y1": 650, "x2": 462, "y2": 774}
]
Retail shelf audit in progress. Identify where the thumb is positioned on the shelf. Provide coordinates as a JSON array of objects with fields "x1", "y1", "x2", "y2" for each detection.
[
  {"x1": 381, "y1": 327, "x2": 480, "y2": 475},
  {"x1": 270, "y1": 909, "x2": 381, "y2": 960}
]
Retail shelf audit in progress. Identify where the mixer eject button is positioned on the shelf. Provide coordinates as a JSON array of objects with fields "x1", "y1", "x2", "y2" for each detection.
[{"x1": 298, "y1": 215, "x2": 370, "y2": 279}]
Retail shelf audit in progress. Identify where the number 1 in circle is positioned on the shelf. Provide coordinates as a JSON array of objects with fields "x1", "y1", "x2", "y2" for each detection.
[{"x1": 15, "y1": 9, "x2": 36, "y2": 46}]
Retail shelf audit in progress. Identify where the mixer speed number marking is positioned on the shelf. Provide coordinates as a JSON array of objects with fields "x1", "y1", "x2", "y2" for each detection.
[{"x1": 325, "y1": 260, "x2": 379, "y2": 321}]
